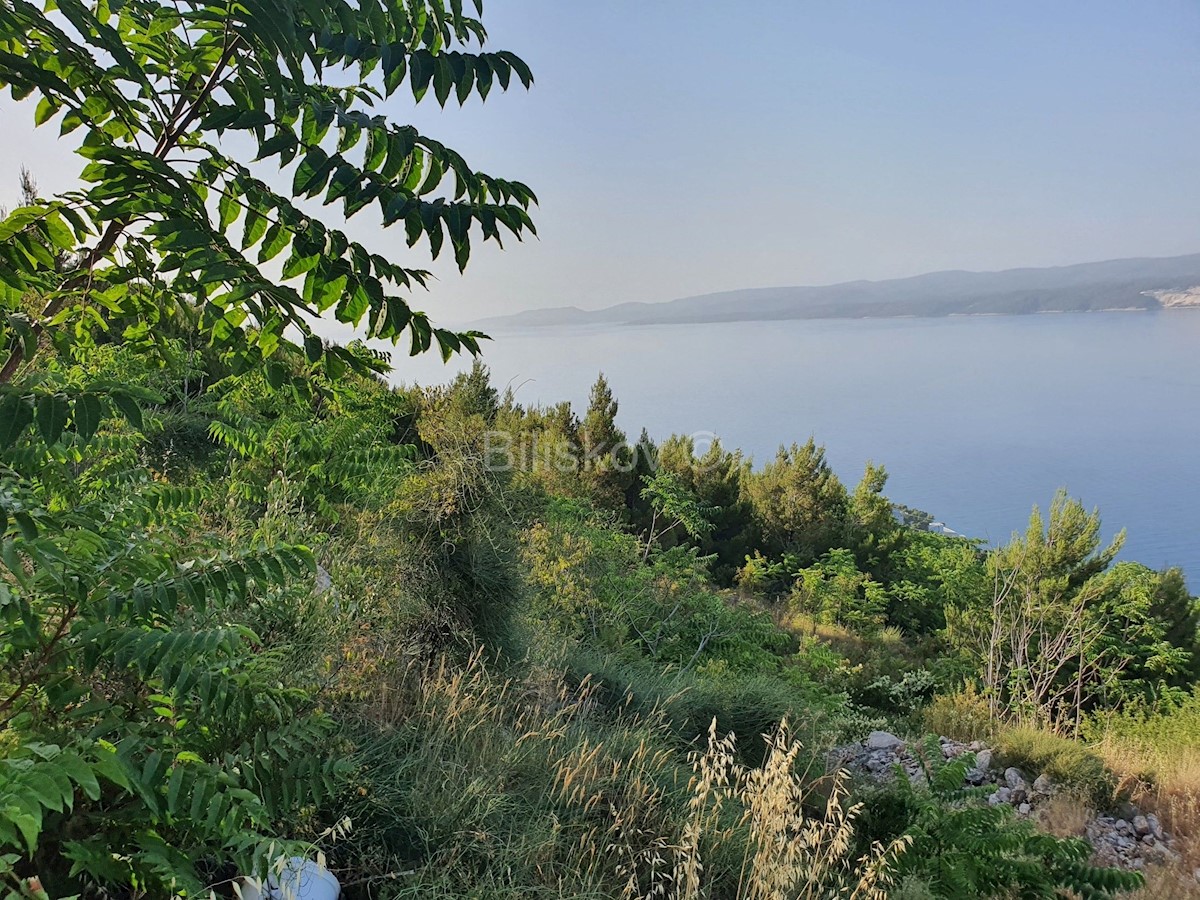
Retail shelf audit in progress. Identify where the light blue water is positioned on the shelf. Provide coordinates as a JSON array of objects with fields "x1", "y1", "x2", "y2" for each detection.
[{"x1": 387, "y1": 310, "x2": 1200, "y2": 584}]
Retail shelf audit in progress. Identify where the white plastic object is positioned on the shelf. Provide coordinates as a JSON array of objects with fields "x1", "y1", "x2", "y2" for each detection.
[{"x1": 265, "y1": 857, "x2": 341, "y2": 900}]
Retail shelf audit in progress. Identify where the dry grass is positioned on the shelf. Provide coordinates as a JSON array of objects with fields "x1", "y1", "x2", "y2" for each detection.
[
  {"x1": 1092, "y1": 736, "x2": 1200, "y2": 899},
  {"x1": 918, "y1": 691, "x2": 1200, "y2": 896},
  {"x1": 1034, "y1": 793, "x2": 1094, "y2": 840},
  {"x1": 656, "y1": 719, "x2": 908, "y2": 900},
  {"x1": 1080, "y1": 701, "x2": 1200, "y2": 899},
  {"x1": 340, "y1": 651, "x2": 907, "y2": 899}
]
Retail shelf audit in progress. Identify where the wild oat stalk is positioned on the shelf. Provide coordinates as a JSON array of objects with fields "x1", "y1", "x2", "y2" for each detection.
[{"x1": 661, "y1": 719, "x2": 907, "y2": 900}]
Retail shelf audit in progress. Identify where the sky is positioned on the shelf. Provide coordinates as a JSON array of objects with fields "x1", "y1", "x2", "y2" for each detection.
[{"x1": 3, "y1": 0, "x2": 1200, "y2": 325}]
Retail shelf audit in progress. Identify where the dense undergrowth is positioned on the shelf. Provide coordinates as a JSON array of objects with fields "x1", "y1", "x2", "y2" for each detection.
[
  {"x1": 1, "y1": 332, "x2": 1192, "y2": 898},
  {"x1": 0, "y1": 0, "x2": 1196, "y2": 895}
]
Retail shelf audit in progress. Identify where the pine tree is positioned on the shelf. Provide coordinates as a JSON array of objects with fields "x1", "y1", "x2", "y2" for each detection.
[
  {"x1": 579, "y1": 373, "x2": 632, "y2": 509},
  {"x1": 743, "y1": 438, "x2": 850, "y2": 566},
  {"x1": 849, "y1": 461, "x2": 904, "y2": 578}
]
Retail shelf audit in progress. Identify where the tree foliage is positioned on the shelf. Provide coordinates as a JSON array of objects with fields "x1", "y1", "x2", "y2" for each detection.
[
  {"x1": 0, "y1": 0, "x2": 536, "y2": 385},
  {"x1": 579, "y1": 372, "x2": 631, "y2": 509},
  {"x1": 0, "y1": 349, "x2": 337, "y2": 895},
  {"x1": 947, "y1": 492, "x2": 1197, "y2": 731},
  {"x1": 744, "y1": 439, "x2": 850, "y2": 566}
]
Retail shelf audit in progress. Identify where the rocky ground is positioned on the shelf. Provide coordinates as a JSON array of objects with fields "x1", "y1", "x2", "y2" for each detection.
[{"x1": 829, "y1": 731, "x2": 1181, "y2": 872}]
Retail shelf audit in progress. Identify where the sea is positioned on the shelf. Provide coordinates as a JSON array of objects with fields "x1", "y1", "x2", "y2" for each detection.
[{"x1": 386, "y1": 310, "x2": 1200, "y2": 584}]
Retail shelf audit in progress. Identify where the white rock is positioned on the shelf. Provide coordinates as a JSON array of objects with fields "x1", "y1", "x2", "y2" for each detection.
[
  {"x1": 1004, "y1": 767, "x2": 1027, "y2": 790},
  {"x1": 975, "y1": 749, "x2": 994, "y2": 771},
  {"x1": 315, "y1": 563, "x2": 333, "y2": 593},
  {"x1": 866, "y1": 731, "x2": 905, "y2": 750},
  {"x1": 1032, "y1": 773, "x2": 1053, "y2": 794},
  {"x1": 1133, "y1": 815, "x2": 1150, "y2": 836},
  {"x1": 1018, "y1": 802, "x2": 1031, "y2": 815}
]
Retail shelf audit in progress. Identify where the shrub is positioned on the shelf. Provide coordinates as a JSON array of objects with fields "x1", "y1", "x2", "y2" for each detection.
[
  {"x1": 922, "y1": 685, "x2": 996, "y2": 743},
  {"x1": 562, "y1": 649, "x2": 847, "y2": 767},
  {"x1": 996, "y1": 728, "x2": 1116, "y2": 808},
  {"x1": 852, "y1": 738, "x2": 1142, "y2": 898}
]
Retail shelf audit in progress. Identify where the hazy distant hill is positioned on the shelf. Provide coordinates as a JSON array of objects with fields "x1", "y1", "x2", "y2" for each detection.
[{"x1": 476, "y1": 253, "x2": 1200, "y2": 329}]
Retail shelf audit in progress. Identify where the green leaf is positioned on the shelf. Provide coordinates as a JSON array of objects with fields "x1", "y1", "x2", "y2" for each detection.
[
  {"x1": 281, "y1": 251, "x2": 320, "y2": 279},
  {"x1": 59, "y1": 754, "x2": 102, "y2": 801},
  {"x1": 34, "y1": 97, "x2": 57, "y2": 125},
  {"x1": 293, "y1": 148, "x2": 330, "y2": 196},
  {"x1": 410, "y1": 50, "x2": 435, "y2": 101},
  {"x1": 258, "y1": 224, "x2": 291, "y2": 263},
  {"x1": 43, "y1": 213, "x2": 75, "y2": 251},
  {"x1": 111, "y1": 392, "x2": 143, "y2": 430},
  {"x1": 35, "y1": 393, "x2": 69, "y2": 445},
  {"x1": 218, "y1": 190, "x2": 240, "y2": 229},
  {"x1": 73, "y1": 393, "x2": 103, "y2": 443},
  {"x1": 0, "y1": 395, "x2": 33, "y2": 448},
  {"x1": 11, "y1": 811, "x2": 40, "y2": 854},
  {"x1": 241, "y1": 207, "x2": 268, "y2": 249},
  {"x1": 433, "y1": 56, "x2": 453, "y2": 107},
  {"x1": 14, "y1": 512, "x2": 37, "y2": 539},
  {"x1": 255, "y1": 132, "x2": 296, "y2": 161},
  {"x1": 265, "y1": 361, "x2": 286, "y2": 389},
  {"x1": 498, "y1": 50, "x2": 534, "y2": 89}
]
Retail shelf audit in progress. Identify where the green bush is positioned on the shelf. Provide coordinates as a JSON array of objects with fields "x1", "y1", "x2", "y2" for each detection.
[
  {"x1": 922, "y1": 685, "x2": 997, "y2": 742},
  {"x1": 996, "y1": 727, "x2": 1116, "y2": 807},
  {"x1": 561, "y1": 649, "x2": 845, "y2": 768},
  {"x1": 853, "y1": 738, "x2": 1142, "y2": 899}
]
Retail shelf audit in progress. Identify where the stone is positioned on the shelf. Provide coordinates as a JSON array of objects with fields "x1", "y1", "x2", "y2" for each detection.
[
  {"x1": 1009, "y1": 787, "x2": 1027, "y2": 804},
  {"x1": 1133, "y1": 815, "x2": 1150, "y2": 836},
  {"x1": 969, "y1": 741, "x2": 984, "y2": 752},
  {"x1": 1193, "y1": 867, "x2": 1200, "y2": 884},
  {"x1": 1003, "y1": 767, "x2": 1027, "y2": 790},
  {"x1": 975, "y1": 749, "x2": 994, "y2": 771},
  {"x1": 1018, "y1": 802, "x2": 1031, "y2": 815},
  {"x1": 1146, "y1": 813, "x2": 1164, "y2": 840},
  {"x1": 315, "y1": 563, "x2": 333, "y2": 593},
  {"x1": 866, "y1": 731, "x2": 905, "y2": 750},
  {"x1": 1115, "y1": 819, "x2": 1131, "y2": 835},
  {"x1": 988, "y1": 791, "x2": 1005, "y2": 806},
  {"x1": 1032, "y1": 773, "x2": 1053, "y2": 794}
]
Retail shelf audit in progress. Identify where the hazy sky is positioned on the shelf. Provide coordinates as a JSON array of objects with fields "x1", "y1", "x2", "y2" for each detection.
[{"x1": 4, "y1": 0, "x2": 1200, "y2": 324}]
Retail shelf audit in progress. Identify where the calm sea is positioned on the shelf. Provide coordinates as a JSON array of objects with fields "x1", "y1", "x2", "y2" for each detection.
[{"x1": 387, "y1": 310, "x2": 1200, "y2": 585}]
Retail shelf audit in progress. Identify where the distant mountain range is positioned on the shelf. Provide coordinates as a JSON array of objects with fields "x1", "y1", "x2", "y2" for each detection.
[{"x1": 476, "y1": 253, "x2": 1200, "y2": 329}]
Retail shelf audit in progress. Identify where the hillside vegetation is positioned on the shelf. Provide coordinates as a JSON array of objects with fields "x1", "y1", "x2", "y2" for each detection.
[
  {"x1": 0, "y1": 1, "x2": 1198, "y2": 898},
  {"x1": 3, "y1": 343, "x2": 1199, "y2": 898}
]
